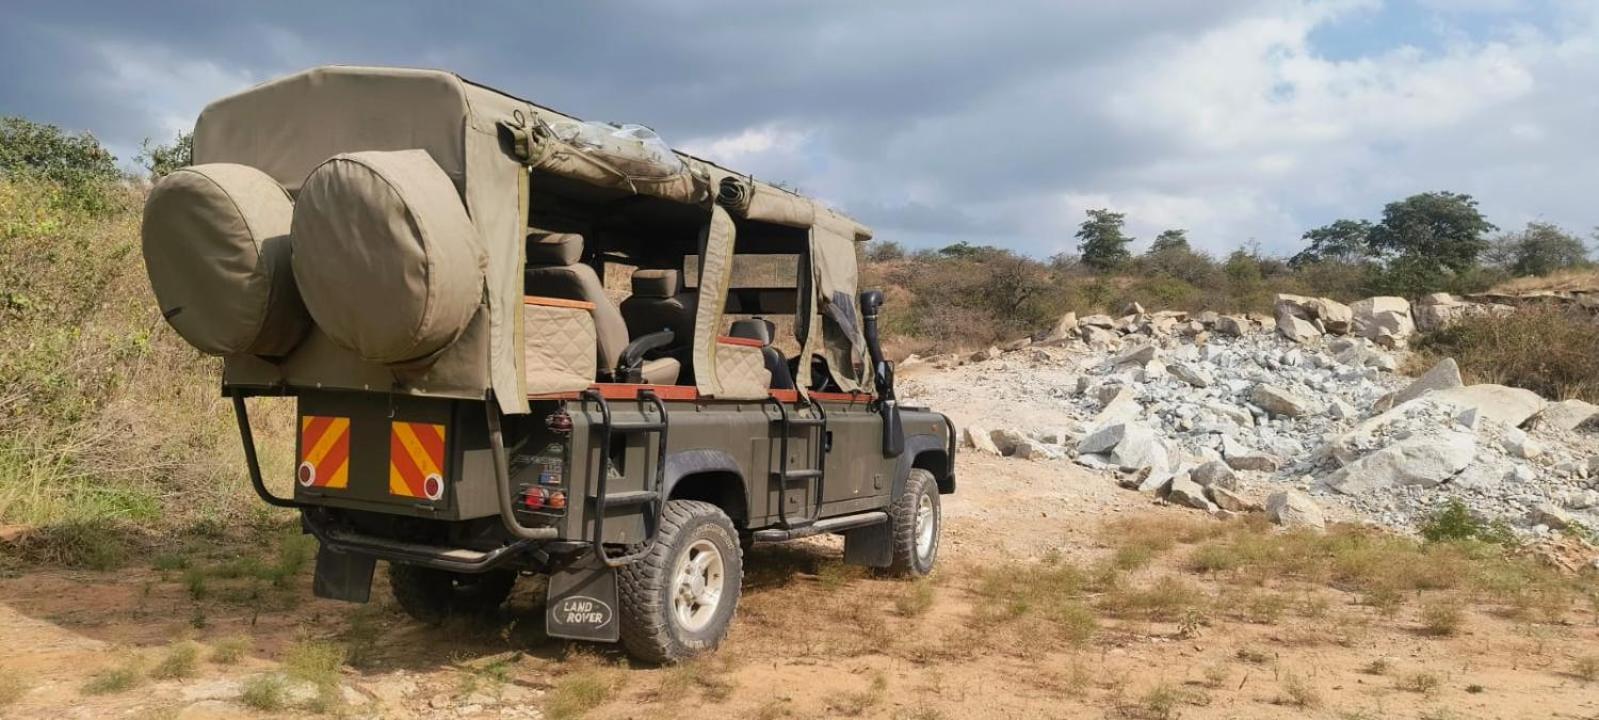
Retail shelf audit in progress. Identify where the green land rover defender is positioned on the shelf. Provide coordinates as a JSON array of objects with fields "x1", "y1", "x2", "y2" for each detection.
[{"x1": 140, "y1": 65, "x2": 954, "y2": 663}]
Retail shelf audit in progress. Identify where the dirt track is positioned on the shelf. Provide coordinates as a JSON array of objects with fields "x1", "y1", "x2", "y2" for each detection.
[{"x1": 3, "y1": 367, "x2": 1599, "y2": 718}]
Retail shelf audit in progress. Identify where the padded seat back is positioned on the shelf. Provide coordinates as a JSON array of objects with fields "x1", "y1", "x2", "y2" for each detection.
[
  {"x1": 728, "y1": 317, "x2": 794, "y2": 390},
  {"x1": 524, "y1": 233, "x2": 627, "y2": 371}
]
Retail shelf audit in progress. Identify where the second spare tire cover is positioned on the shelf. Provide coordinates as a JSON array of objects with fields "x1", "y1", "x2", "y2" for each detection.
[
  {"x1": 291, "y1": 150, "x2": 484, "y2": 364},
  {"x1": 142, "y1": 163, "x2": 308, "y2": 356}
]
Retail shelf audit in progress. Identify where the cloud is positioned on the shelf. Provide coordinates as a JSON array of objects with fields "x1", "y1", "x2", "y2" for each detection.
[{"x1": 1, "y1": 0, "x2": 1594, "y2": 258}]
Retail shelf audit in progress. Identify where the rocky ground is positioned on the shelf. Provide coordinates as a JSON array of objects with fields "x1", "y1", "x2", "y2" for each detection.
[{"x1": 901, "y1": 294, "x2": 1599, "y2": 547}]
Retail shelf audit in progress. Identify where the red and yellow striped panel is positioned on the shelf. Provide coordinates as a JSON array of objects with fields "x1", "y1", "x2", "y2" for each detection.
[
  {"x1": 389, "y1": 421, "x2": 447, "y2": 501},
  {"x1": 298, "y1": 416, "x2": 350, "y2": 490}
]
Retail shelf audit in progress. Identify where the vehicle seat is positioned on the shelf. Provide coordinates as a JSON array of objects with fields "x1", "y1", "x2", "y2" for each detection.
[
  {"x1": 728, "y1": 318, "x2": 794, "y2": 390},
  {"x1": 524, "y1": 233, "x2": 679, "y2": 384},
  {"x1": 619, "y1": 269, "x2": 697, "y2": 384}
]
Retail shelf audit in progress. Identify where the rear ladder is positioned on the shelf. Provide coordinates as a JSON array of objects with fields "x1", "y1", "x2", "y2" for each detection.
[{"x1": 579, "y1": 389, "x2": 669, "y2": 568}]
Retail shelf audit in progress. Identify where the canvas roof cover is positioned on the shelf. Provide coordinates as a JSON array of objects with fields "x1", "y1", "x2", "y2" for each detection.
[{"x1": 193, "y1": 65, "x2": 872, "y2": 410}]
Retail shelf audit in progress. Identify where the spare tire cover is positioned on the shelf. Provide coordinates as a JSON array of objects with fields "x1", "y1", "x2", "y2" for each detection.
[
  {"x1": 291, "y1": 150, "x2": 484, "y2": 364},
  {"x1": 142, "y1": 163, "x2": 308, "y2": 356}
]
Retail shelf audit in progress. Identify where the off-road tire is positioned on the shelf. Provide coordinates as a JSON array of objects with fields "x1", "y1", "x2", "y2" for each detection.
[
  {"x1": 388, "y1": 564, "x2": 517, "y2": 625},
  {"x1": 885, "y1": 468, "x2": 941, "y2": 577},
  {"x1": 617, "y1": 500, "x2": 743, "y2": 664}
]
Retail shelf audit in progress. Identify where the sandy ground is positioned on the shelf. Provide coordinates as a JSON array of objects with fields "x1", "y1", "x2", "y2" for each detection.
[{"x1": 3, "y1": 366, "x2": 1598, "y2": 718}]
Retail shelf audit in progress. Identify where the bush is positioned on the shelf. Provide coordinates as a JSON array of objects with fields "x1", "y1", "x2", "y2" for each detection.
[
  {"x1": 0, "y1": 116, "x2": 123, "y2": 215},
  {"x1": 1412, "y1": 304, "x2": 1599, "y2": 402}
]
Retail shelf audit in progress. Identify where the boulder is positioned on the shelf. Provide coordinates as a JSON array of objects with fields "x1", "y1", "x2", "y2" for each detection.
[
  {"x1": 1528, "y1": 503, "x2": 1575, "y2": 530},
  {"x1": 1266, "y1": 490, "x2": 1325, "y2": 529},
  {"x1": 989, "y1": 428, "x2": 1029, "y2": 455},
  {"x1": 1323, "y1": 431, "x2": 1476, "y2": 494},
  {"x1": 1204, "y1": 401, "x2": 1254, "y2": 427},
  {"x1": 1013, "y1": 439, "x2": 1064, "y2": 461},
  {"x1": 1308, "y1": 298, "x2": 1354, "y2": 334},
  {"x1": 1386, "y1": 357, "x2": 1463, "y2": 408},
  {"x1": 1190, "y1": 459, "x2": 1238, "y2": 490},
  {"x1": 1045, "y1": 312, "x2": 1079, "y2": 341},
  {"x1": 969, "y1": 346, "x2": 1001, "y2": 362},
  {"x1": 1078, "y1": 422, "x2": 1134, "y2": 455},
  {"x1": 1414, "y1": 293, "x2": 1467, "y2": 331},
  {"x1": 964, "y1": 425, "x2": 1001, "y2": 455},
  {"x1": 1081, "y1": 325, "x2": 1120, "y2": 348},
  {"x1": 1168, "y1": 473, "x2": 1218, "y2": 511},
  {"x1": 1275, "y1": 305, "x2": 1321, "y2": 343},
  {"x1": 1350, "y1": 296, "x2": 1415, "y2": 347},
  {"x1": 1001, "y1": 337, "x2": 1033, "y2": 352},
  {"x1": 1167, "y1": 361, "x2": 1214, "y2": 388},
  {"x1": 1532, "y1": 399, "x2": 1599, "y2": 431},
  {"x1": 1502, "y1": 428, "x2": 1543, "y2": 460},
  {"x1": 1207, "y1": 486, "x2": 1260, "y2": 512},
  {"x1": 1079, "y1": 314, "x2": 1116, "y2": 329},
  {"x1": 1121, "y1": 301, "x2": 1146, "y2": 316},
  {"x1": 1221, "y1": 434, "x2": 1280, "y2": 472},
  {"x1": 1092, "y1": 386, "x2": 1143, "y2": 428},
  {"x1": 1213, "y1": 315, "x2": 1249, "y2": 336},
  {"x1": 1109, "y1": 342, "x2": 1159, "y2": 367},
  {"x1": 1250, "y1": 384, "x2": 1314, "y2": 417},
  {"x1": 1428, "y1": 384, "x2": 1547, "y2": 427},
  {"x1": 1195, "y1": 311, "x2": 1220, "y2": 326}
]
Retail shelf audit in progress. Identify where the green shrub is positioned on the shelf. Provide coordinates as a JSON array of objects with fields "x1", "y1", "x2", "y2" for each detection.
[
  {"x1": 1413, "y1": 304, "x2": 1599, "y2": 402},
  {"x1": 1419, "y1": 499, "x2": 1516, "y2": 546}
]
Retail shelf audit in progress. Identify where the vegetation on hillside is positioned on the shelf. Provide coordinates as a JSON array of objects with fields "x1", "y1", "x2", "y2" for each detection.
[
  {"x1": 867, "y1": 191, "x2": 1596, "y2": 352},
  {"x1": 0, "y1": 117, "x2": 291, "y2": 559}
]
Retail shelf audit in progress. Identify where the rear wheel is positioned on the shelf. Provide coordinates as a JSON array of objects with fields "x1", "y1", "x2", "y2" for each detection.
[
  {"x1": 618, "y1": 500, "x2": 743, "y2": 664},
  {"x1": 388, "y1": 564, "x2": 517, "y2": 625},
  {"x1": 885, "y1": 469, "x2": 941, "y2": 577}
]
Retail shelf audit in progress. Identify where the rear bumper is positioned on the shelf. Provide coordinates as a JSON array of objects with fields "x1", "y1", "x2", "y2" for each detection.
[{"x1": 300, "y1": 509, "x2": 539, "y2": 573}]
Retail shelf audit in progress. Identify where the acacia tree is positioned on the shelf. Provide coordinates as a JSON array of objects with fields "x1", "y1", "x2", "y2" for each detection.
[
  {"x1": 1367, "y1": 191, "x2": 1495, "y2": 273},
  {"x1": 1509, "y1": 222, "x2": 1588, "y2": 277},
  {"x1": 1289, "y1": 219, "x2": 1373, "y2": 268},
  {"x1": 1149, "y1": 228, "x2": 1190, "y2": 253},
  {"x1": 1077, "y1": 209, "x2": 1132, "y2": 271}
]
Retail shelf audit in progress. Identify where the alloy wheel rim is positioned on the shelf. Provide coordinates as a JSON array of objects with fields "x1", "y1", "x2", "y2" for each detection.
[
  {"x1": 915, "y1": 493, "x2": 937, "y2": 561},
  {"x1": 671, "y1": 539, "x2": 725, "y2": 632}
]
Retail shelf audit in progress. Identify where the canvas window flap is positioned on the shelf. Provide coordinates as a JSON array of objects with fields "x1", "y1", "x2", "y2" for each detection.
[
  {"x1": 692, "y1": 206, "x2": 740, "y2": 397},
  {"x1": 807, "y1": 222, "x2": 870, "y2": 393}
]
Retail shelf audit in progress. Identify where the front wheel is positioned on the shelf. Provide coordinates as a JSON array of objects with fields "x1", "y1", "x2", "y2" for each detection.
[
  {"x1": 885, "y1": 468, "x2": 941, "y2": 577},
  {"x1": 617, "y1": 500, "x2": 743, "y2": 664}
]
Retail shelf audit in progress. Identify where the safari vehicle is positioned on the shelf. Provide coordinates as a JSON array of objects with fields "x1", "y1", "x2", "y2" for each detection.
[{"x1": 140, "y1": 66, "x2": 955, "y2": 663}]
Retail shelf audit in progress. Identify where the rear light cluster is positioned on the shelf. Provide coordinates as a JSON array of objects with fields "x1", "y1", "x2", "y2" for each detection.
[{"x1": 521, "y1": 487, "x2": 568, "y2": 512}]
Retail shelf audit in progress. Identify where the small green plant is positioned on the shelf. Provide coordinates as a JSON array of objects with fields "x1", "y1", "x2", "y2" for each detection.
[
  {"x1": 1278, "y1": 672, "x2": 1320, "y2": 708},
  {"x1": 894, "y1": 579, "x2": 936, "y2": 617},
  {"x1": 1420, "y1": 499, "x2": 1515, "y2": 545},
  {"x1": 82, "y1": 655, "x2": 144, "y2": 695},
  {"x1": 240, "y1": 674, "x2": 288, "y2": 711},
  {"x1": 545, "y1": 663, "x2": 617, "y2": 720},
  {"x1": 284, "y1": 640, "x2": 345, "y2": 688},
  {"x1": 1399, "y1": 671, "x2": 1442, "y2": 694},
  {"x1": 825, "y1": 671, "x2": 888, "y2": 717},
  {"x1": 1360, "y1": 658, "x2": 1392, "y2": 675},
  {"x1": 151, "y1": 641, "x2": 200, "y2": 679},
  {"x1": 1420, "y1": 599, "x2": 1466, "y2": 637},
  {"x1": 1465, "y1": 683, "x2": 1485, "y2": 694},
  {"x1": 210, "y1": 635, "x2": 252, "y2": 665},
  {"x1": 1235, "y1": 647, "x2": 1270, "y2": 664}
]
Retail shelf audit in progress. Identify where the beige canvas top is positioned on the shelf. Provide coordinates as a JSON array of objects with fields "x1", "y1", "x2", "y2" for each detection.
[{"x1": 195, "y1": 65, "x2": 871, "y2": 410}]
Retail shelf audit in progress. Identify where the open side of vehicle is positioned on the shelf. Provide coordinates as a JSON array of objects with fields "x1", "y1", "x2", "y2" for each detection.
[{"x1": 144, "y1": 66, "x2": 954, "y2": 663}]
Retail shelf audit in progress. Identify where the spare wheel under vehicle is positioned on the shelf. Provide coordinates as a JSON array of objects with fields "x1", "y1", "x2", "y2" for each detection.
[
  {"x1": 141, "y1": 163, "x2": 308, "y2": 356},
  {"x1": 290, "y1": 149, "x2": 484, "y2": 365}
]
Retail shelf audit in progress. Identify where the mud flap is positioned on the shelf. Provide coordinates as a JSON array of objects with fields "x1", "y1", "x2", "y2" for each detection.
[
  {"x1": 546, "y1": 559, "x2": 620, "y2": 643},
  {"x1": 842, "y1": 523, "x2": 893, "y2": 568},
  {"x1": 312, "y1": 545, "x2": 376, "y2": 603}
]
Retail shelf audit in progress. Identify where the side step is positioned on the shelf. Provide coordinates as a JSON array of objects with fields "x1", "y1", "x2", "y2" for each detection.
[{"x1": 751, "y1": 511, "x2": 889, "y2": 543}]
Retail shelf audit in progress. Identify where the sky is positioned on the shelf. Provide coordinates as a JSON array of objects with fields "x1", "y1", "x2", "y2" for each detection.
[{"x1": 2, "y1": 0, "x2": 1596, "y2": 259}]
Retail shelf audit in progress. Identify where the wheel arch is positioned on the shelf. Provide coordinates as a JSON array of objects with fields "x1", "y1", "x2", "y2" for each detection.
[
  {"x1": 895, "y1": 433, "x2": 954, "y2": 497},
  {"x1": 662, "y1": 449, "x2": 749, "y2": 529}
]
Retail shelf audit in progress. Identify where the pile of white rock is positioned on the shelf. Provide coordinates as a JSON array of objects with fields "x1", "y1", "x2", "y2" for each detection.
[{"x1": 935, "y1": 295, "x2": 1599, "y2": 538}]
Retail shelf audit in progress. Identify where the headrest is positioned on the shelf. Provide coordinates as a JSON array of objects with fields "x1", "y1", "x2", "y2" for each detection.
[
  {"x1": 630, "y1": 269, "x2": 680, "y2": 298},
  {"x1": 527, "y1": 233, "x2": 583, "y2": 265},
  {"x1": 729, "y1": 318, "x2": 776, "y2": 347}
]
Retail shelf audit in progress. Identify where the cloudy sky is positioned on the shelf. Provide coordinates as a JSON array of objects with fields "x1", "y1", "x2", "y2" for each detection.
[{"x1": 3, "y1": 0, "x2": 1596, "y2": 258}]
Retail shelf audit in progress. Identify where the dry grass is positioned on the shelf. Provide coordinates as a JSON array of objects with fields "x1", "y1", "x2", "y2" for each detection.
[
  {"x1": 1573, "y1": 655, "x2": 1599, "y2": 683},
  {"x1": 1412, "y1": 304, "x2": 1599, "y2": 402},
  {"x1": 1420, "y1": 599, "x2": 1466, "y2": 637},
  {"x1": 1398, "y1": 671, "x2": 1443, "y2": 695},
  {"x1": 82, "y1": 653, "x2": 144, "y2": 695},
  {"x1": 894, "y1": 579, "x2": 936, "y2": 617},
  {"x1": 825, "y1": 671, "x2": 888, "y2": 717},
  {"x1": 545, "y1": 653, "x2": 622, "y2": 720},
  {"x1": 1277, "y1": 672, "x2": 1321, "y2": 708},
  {"x1": 151, "y1": 640, "x2": 200, "y2": 680},
  {"x1": 209, "y1": 635, "x2": 252, "y2": 665},
  {"x1": 239, "y1": 674, "x2": 289, "y2": 711}
]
